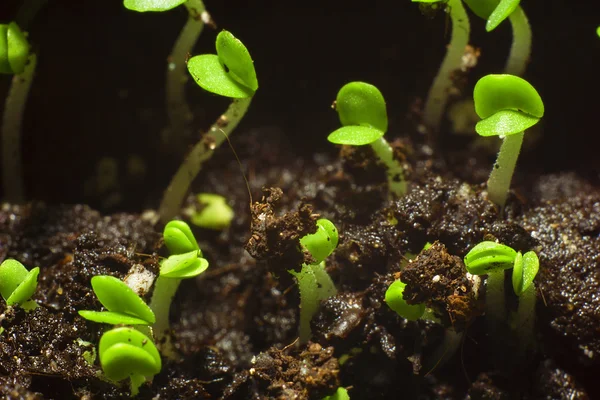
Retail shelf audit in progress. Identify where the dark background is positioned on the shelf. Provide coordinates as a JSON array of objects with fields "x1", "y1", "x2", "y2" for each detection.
[{"x1": 1, "y1": 0, "x2": 599, "y2": 211}]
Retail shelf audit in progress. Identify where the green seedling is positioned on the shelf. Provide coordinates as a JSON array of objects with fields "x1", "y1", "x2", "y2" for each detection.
[
  {"x1": 322, "y1": 387, "x2": 350, "y2": 400},
  {"x1": 184, "y1": 193, "x2": 235, "y2": 230},
  {"x1": 149, "y1": 220, "x2": 209, "y2": 356},
  {"x1": 1, "y1": 21, "x2": 36, "y2": 203},
  {"x1": 78, "y1": 275, "x2": 156, "y2": 326},
  {"x1": 0, "y1": 259, "x2": 39, "y2": 311},
  {"x1": 99, "y1": 326, "x2": 161, "y2": 396},
  {"x1": 289, "y1": 219, "x2": 339, "y2": 344},
  {"x1": 328, "y1": 81, "x2": 407, "y2": 196},
  {"x1": 412, "y1": 0, "x2": 470, "y2": 134},
  {"x1": 511, "y1": 250, "x2": 539, "y2": 349},
  {"x1": 463, "y1": 0, "x2": 532, "y2": 76},
  {"x1": 124, "y1": 0, "x2": 210, "y2": 152},
  {"x1": 473, "y1": 74, "x2": 544, "y2": 209},
  {"x1": 159, "y1": 30, "x2": 258, "y2": 223},
  {"x1": 385, "y1": 280, "x2": 426, "y2": 321}
]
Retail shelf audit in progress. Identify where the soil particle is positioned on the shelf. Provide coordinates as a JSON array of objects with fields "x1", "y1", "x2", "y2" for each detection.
[
  {"x1": 466, "y1": 373, "x2": 510, "y2": 400},
  {"x1": 532, "y1": 359, "x2": 590, "y2": 400}
]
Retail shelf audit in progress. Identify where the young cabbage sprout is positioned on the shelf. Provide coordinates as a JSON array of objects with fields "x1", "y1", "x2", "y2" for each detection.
[
  {"x1": 159, "y1": 30, "x2": 257, "y2": 223},
  {"x1": 183, "y1": 193, "x2": 235, "y2": 230},
  {"x1": 289, "y1": 219, "x2": 339, "y2": 344},
  {"x1": 1, "y1": 22, "x2": 36, "y2": 203},
  {"x1": 473, "y1": 74, "x2": 544, "y2": 209},
  {"x1": 0, "y1": 259, "x2": 39, "y2": 311},
  {"x1": 328, "y1": 81, "x2": 407, "y2": 197},
  {"x1": 124, "y1": 0, "x2": 212, "y2": 152}
]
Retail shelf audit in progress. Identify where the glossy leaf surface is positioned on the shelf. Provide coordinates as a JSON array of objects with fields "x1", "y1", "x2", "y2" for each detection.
[
  {"x1": 385, "y1": 280, "x2": 425, "y2": 321},
  {"x1": 90, "y1": 275, "x2": 155, "y2": 324},
  {"x1": 123, "y1": 0, "x2": 186, "y2": 12},
  {"x1": 0, "y1": 22, "x2": 30, "y2": 74},
  {"x1": 512, "y1": 250, "x2": 539, "y2": 296},
  {"x1": 163, "y1": 220, "x2": 200, "y2": 255},
  {"x1": 300, "y1": 219, "x2": 339, "y2": 264},
  {"x1": 335, "y1": 82, "x2": 388, "y2": 132},
  {"x1": 327, "y1": 126, "x2": 384, "y2": 145},
  {"x1": 160, "y1": 250, "x2": 209, "y2": 279},
  {"x1": 78, "y1": 310, "x2": 151, "y2": 326},
  {"x1": 464, "y1": 241, "x2": 517, "y2": 274}
]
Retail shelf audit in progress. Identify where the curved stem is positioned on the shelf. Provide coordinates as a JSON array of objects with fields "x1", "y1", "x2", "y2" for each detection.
[
  {"x1": 369, "y1": 137, "x2": 407, "y2": 196},
  {"x1": 149, "y1": 276, "x2": 181, "y2": 358},
  {"x1": 159, "y1": 96, "x2": 253, "y2": 223},
  {"x1": 163, "y1": 0, "x2": 208, "y2": 149},
  {"x1": 422, "y1": 0, "x2": 470, "y2": 133},
  {"x1": 486, "y1": 131, "x2": 524, "y2": 209},
  {"x1": 506, "y1": 6, "x2": 531, "y2": 76},
  {"x1": 2, "y1": 54, "x2": 36, "y2": 203}
]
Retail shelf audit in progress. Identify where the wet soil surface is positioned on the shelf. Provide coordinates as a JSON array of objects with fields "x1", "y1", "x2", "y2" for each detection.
[{"x1": 1, "y1": 127, "x2": 599, "y2": 399}]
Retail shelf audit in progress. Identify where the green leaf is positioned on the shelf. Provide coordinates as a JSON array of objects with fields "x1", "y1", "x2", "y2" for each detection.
[
  {"x1": 0, "y1": 259, "x2": 29, "y2": 301},
  {"x1": 215, "y1": 30, "x2": 258, "y2": 91},
  {"x1": 160, "y1": 251, "x2": 209, "y2": 279},
  {"x1": 187, "y1": 54, "x2": 254, "y2": 98},
  {"x1": 475, "y1": 109, "x2": 540, "y2": 136},
  {"x1": 385, "y1": 280, "x2": 425, "y2": 321},
  {"x1": 163, "y1": 220, "x2": 200, "y2": 255},
  {"x1": 322, "y1": 387, "x2": 350, "y2": 400},
  {"x1": 99, "y1": 327, "x2": 161, "y2": 381},
  {"x1": 486, "y1": 0, "x2": 520, "y2": 31},
  {"x1": 512, "y1": 250, "x2": 539, "y2": 296},
  {"x1": 327, "y1": 126, "x2": 384, "y2": 146},
  {"x1": 6, "y1": 267, "x2": 39, "y2": 306},
  {"x1": 464, "y1": 241, "x2": 517, "y2": 275},
  {"x1": 189, "y1": 193, "x2": 234, "y2": 230},
  {"x1": 0, "y1": 22, "x2": 30, "y2": 75},
  {"x1": 123, "y1": 0, "x2": 186, "y2": 12},
  {"x1": 335, "y1": 82, "x2": 388, "y2": 132},
  {"x1": 474, "y1": 74, "x2": 544, "y2": 119},
  {"x1": 300, "y1": 219, "x2": 339, "y2": 264},
  {"x1": 90, "y1": 275, "x2": 155, "y2": 324},
  {"x1": 78, "y1": 310, "x2": 152, "y2": 326}
]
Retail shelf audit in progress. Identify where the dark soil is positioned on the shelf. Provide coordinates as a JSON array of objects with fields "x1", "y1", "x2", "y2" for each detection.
[{"x1": 1, "y1": 1, "x2": 599, "y2": 399}]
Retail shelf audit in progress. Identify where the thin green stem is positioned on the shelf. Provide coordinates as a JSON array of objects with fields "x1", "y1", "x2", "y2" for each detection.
[
  {"x1": 514, "y1": 283, "x2": 536, "y2": 349},
  {"x1": 159, "y1": 96, "x2": 253, "y2": 223},
  {"x1": 485, "y1": 269, "x2": 506, "y2": 323},
  {"x1": 149, "y1": 276, "x2": 181, "y2": 357},
  {"x1": 369, "y1": 137, "x2": 407, "y2": 196},
  {"x1": 506, "y1": 6, "x2": 531, "y2": 76},
  {"x1": 486, "y1": 131, "x2": 524, "y2": 209},
  {"x1": 162, "y1": 0, "x2": 208, "y2": 150},
  {"x1": 2, "y1": 54, "x2": 36, "y2": 203},
  {"x1": 422, "y1": 0, "x2": 470, "y2": 133}
]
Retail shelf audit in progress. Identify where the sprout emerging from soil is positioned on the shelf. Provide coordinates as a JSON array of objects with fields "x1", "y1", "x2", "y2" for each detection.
[
  {"x1": 328, "y1": 81, "x2": 407, "y2": 196},
  {"x1": 385, "y1": 279, "x2": 426, "y2": 321},
  {"x1": 78, "y1": 275, "x2": 156, "y2": 326},
  {"x1": 463, "y1": 0, "x2": 532, "y2": 76},
  {"x1": 1, "y1": 21, "x2": 36, "y2": 203},
  {"x1": 184, "y1": 193, "x2": 234, "y2": 230},
  {"x1": 511, "y1": 250, "x2": 539, "y2": 349},
  {"x1": 0, "y1": 259, "x2": 39, "y2": 311},
  {"x1": 289, "y1": 219, "x2": 339, "y2": 344},
  {"x1": 322, "y1": 387, "x2": 350, "y2": 400},
  {"x1": 159, "y1": 30, "x2": 257, "y2": 223},
  {"x1": 124, "y1": 0, "x2": 211, "y2": 152},
  {"x1": 473, "y1": 74, "x2": 544, "y2": 209},
  {"x1": 99, "y1": 326, "x2": 161, "y2": 396},
  {"x1": 150, "y1": 220, "x2": 209, "y2": 356},
  {"x1": 412, "y1": 0, "x2": 470, "y2": 134}
]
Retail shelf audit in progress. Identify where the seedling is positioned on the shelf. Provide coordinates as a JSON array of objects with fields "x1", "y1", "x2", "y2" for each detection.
[
  {"x1": 289, "y1": 219, "x2": 339, "y2": 343},
  {"x1": 124, "y1": 0, "x2": 211, "y2": 151},
  {"x1": 463, "y1": 0, "x2": 532, "y2": 76},
  {"x1": 99, "y1": 326, "x2": 161, "y2": 396},
  {"x1": 328, "y1": 81, "x2": 407, "y2": 196},
  {"x1": 322, "y1": 387, "x2": 350, "y2": 400},
  {"x1": 1, "y1": 21, "x2": 36, "y2": 203},
  {"x1": 78, "y1": 275, "x2": 156, "y2": 326},
  {"x1": 184, "y1": 193, "x2": 235, "y2": 230},
  {"x1": 412, "y1": 0, "x2": 470, "y2": 134},
  {"x1": 0, "y1": 259, "x2": 39, "y2": 311},
  {"x1": 385, "y1": 279, "x2": 426, "y2": 321},
  {"x1": 159, "y1": 30, "x2": 258, "y2": 223},
  {"x1": 149, "y1": 220, "x2": 209, "y2": 355},
  {"x1": 511, "y1": 250, "x2": 539, "y2": 348},
  {"x1": 473, "y1": 74, "x2": 544, "y2": 209}
]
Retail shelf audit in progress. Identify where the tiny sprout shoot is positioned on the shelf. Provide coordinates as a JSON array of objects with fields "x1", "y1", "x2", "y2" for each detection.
[
  {"x1": 1, "y1": 21, "x2": 36, "y2": 203},
  {"x1": 184, "y1": 193, "x2": 235, "y2": 230},
  {"x1": 463, "y1": 0, "x2": 532, "y2": 76},
  {"x1": 289, "y1": 219, "x2": 339, "y2": 343},
  {"x1": 385, "y1": 280, "x2": 425, "y2": 321},
  {"x1": 322, "y1": 387, "x2": 350, "y2": 400},
  {"x1": 329, "y1": 82, "x2": 407, "y2": 196},
  {"x1": 99, "y1": 327, "x2": 161, "y2": 396},
  {"x1": 78, "y1": 275, "x2": 156, "y2": 326},
  {"x1": 150, "y1": 220, "x2": 209, "y2": 356},
  {"x1": 0, "y1": 259, "x2": 39, "y2": 310},
  {"x1": 412, "y1": 0, "x2": 470, "y2": 134},
  {"x1": 473, "y1": 74, "x2": 544, "y2": 209},
  {"x1": 159, "y1": 30, "x2": 257, "y2": 223},
  {"x1": 512, "y1": 250, "x2": 539, "y2": 349}
]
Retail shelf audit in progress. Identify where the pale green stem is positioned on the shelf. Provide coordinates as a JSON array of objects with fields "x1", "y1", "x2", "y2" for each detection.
[
  {"x1": 422, "y1": 0, "x2": 470, "y2": 133},
  {"x1": 2, "y1": 54, "x2": 36, "y2": 203},
  {"x1": 130, "y1": 373, "x2": 146, "y2": 396},
  {"x1": 149, "y1": 276, "x2": 181, "y2": 358},
  {"x1": 514, "y1": 283, "x2": 536, "y2": 349},
  {"x1": 159, "y1": 96, "x2": 253, "y2": 223},
  {"x1": 486, "y1": 131, "x2": 524, "y2": 209},
  {"x1": 505, "y1": 6, "x2": 531, "y2": 76},
  {"x1": 369, "y1": 137, "x2": 407, "y2": 196},
  {"x1": 162, "y1": 0, "x2": 207, "y2": 149},
  {"x1": 485, "y1": 269, "x2": 506, "y2": 323}
]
